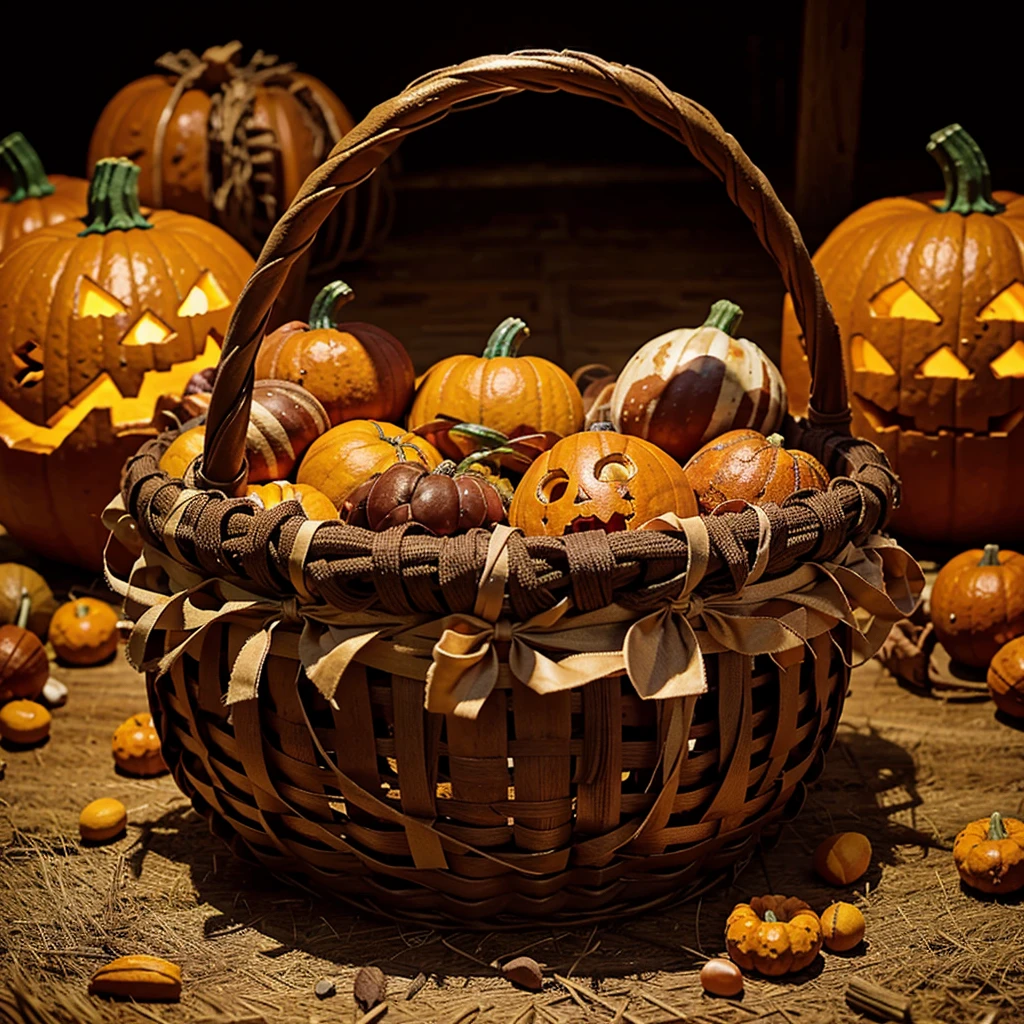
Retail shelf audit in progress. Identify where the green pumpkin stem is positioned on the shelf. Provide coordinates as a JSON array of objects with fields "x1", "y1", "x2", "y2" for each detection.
[
  {"x1": 979, "y1": 543, "x2": 1001, "y2": 567},
  {"x1": 75, "y1": 603, "x2": 91, "y2": 619},
  {"x1": 927, "y1": 125, "x2": 1005, "y2": 216},
  {"x1": 988, "y1": 811, "x2": 1009, "y2": 841},
  {"x1": 483, "y1": 317, "x2": 529, "y2": 358},
  {"x1": 703, "y1": 299, "x2": 744, "y2": 337},
  {"x1": 1, "y1": 133, "x2": 56, "y2": 203},
  {"x1": 79, "y1": 158, "x2": 151, "y2": 236},
  {"x1": 308, "y1": 280, "x2": 355, "y2": 330},
  {"x1": 14, "y1": 587, "x2": 31, "y2": 630},
  {"x1": 764, "y1": 910, "x2": 778, "y2": 923},
  {"x1": 766, "y1": 433, "x2": 785, "y2": 448}
]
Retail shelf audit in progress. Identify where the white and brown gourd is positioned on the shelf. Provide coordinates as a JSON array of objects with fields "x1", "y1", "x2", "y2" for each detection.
[{"x1": 610, "y1": 300, "x2": 786, "y2": 463}]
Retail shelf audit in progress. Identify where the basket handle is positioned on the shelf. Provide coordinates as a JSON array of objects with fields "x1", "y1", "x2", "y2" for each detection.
[{"x1": 200, "y1": 49, "x2": 849, "y2": 491}]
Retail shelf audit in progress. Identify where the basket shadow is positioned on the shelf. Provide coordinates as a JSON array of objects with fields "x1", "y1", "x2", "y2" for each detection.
[{"x1": 134, "y1": 720, "x2": 928, "y2": 980}]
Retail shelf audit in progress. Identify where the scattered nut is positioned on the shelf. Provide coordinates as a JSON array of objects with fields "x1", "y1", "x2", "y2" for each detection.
[
  {"x1": 314, "y1": 977, "x2": 336, "y2": 999},
  {"x1": 821, "y1": 901, "x2": 867, "y2": 951},
  {"x1": 0, "y1": 699, "x2": 51, "y2": 746},
  {"x1": 89, "y1": 955, "x2": 181, "y2": 1001},
  {"x1": 41, "y1": 677, "x2": 68, "y2": 708},
  {"x1": 814, "y1": 831, "x2": 872, "y2": 885},
  {"x1": 700, "y1": 958, "x2": 743, "y2": 997},
  {"x1": 354, "y1": 966, "x2": 387, "y2": 1013},
  {"x1": 501, "y1": 956, "x2": 544, "y2": 992},
  {"x1": 80, "y1": 797, "x2": 127, "y2": 842}
]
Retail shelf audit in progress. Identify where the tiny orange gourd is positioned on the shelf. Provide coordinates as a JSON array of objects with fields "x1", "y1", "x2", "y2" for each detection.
[
  {"x1": 725, "y1": 896, "x2": 823, "y2": 976},
  {"x1": 246, "y1": 481, "x2": 339, "y2": 520},
  {"x1": 953, "y1": 812, "x2": 1024, "y2": 894},
  {"x1": 820, "y1": 902, "x2": 866, "y2": 951},
  {"x1": 699, "y1": 958, "x2": 744, "y2": 996},
  {"x1": 49, "y1": 598, "x2": 119, "y2": 666},
  {"x1": 112, "y1": 713, "x2": 167, "y2": 777},
  {"x1": 0, "y1": 699, "x2": 51, "y2": 745},
  {"x1": 80, "y1": 797, "x2": 127, "y2": 842},
  {"x1": 89, "y1": 955, "x2": 182, "y2": 1001},
  {"x1": 814, "y1": 832, "x2": 872, "y2": 886},
  {"x1": 988, "y1": 637, "x2": 1024, "y2": 719}
]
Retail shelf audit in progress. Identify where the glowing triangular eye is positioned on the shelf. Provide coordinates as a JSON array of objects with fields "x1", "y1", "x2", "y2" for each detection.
[
  {"x1": 850, "y1": 335, "x2": 896, "y2": 375},
  {"x1": 991, "y1": 340, "x2": 1024, "y2": 379},
  {"x1": 870, "y1": 280, "x2": 941, "y2": 322},
  {"x1": 176, "y1": 271, "x2": 231, "y2": 317},
  {"x1": 979, "y1": 282, "x2": 1024, "y2": 322},
  {"x1": 120, "y1": 311, "x2": 176, "y2": 346},
  {"x1": 78, "y1": 278, "x2": 128, "y2": 318},
  {"x1": 916, "y1": 346, "x2": 974, "y2": 379}
]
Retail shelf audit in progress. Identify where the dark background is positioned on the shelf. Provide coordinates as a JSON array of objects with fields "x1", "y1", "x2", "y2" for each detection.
[{"x1": 7, "y1": 5, "x2": 1022, "y2": 209}]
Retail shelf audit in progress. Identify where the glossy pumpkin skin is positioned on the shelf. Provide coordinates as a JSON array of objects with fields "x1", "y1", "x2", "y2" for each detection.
[
  {"x1": 781, "y1": 126, "x2": 1024, "y2": 545},
  {"x1": 953, "y1": 812, "x2": 1024, "y2": 894},
  {"x1": 246, "y1": 481, "x2": 338, "y2": 521},
  {"x1": 0, "y1": 563, "x2": 56, "y2": 639},
  {"x1": 297, "y1": 420, "x2": 442, "y2": 510},
  {"x1": 257, "y1": 282, "x2": 414, "y2": 426},
  {"x1": 112, "y1": 712, "x2": 167, "y2": 777},
  {"x1": 0, "y1": 699, "x2": 51, "y2": 745},
  {"x1": 409, "y1": 318, "x2": 583, "y2": 438},
  {"x1": 930, "y1": 545, "x2": 1024, "y2": 668},
  {"x1": 509, "y1": 429, "x2": 699, "y2": 537},
  {"x1": 725, "y1": 896, "x2": 823, "y2": 976},
  {"x1": 987, "y1": 636, "x2": 1024, "y2": 718},
  {"x1": 0, "y1": 159, "x2": 252, "y2": 569},
  {"x1": 0, "y1": 133, "x2": 88, "y2": 253},
  {"x1": 684, "y1": 430, "x2": 829, "y2": 514},
  {"x1": 611, "y1": 300, "x2": 786, "y2": 464},
  {"x1": 49, "y1": 598, "x2": 119, "y2": 666},
  {"x1": 0, "y1": 622, "x2": 48, "y2": 704},
  {"x1": 342, "y1": 461, "x2": 507, "y2": 535}
]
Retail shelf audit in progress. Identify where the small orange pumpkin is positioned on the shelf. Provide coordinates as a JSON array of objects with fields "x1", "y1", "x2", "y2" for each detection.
[
  {"x1": 987, "y1": 636, "x2": 1024, "y2": 719},
  {"x1": 246, "y1": 481, "x2": 338, "y2": 520},
  {"x1": 49, "y1": 598, "x2": 119, "y2": 666},
  {"x1": 256, "y1": 281, "x2": 414, "y2": 426},
  {"x1": 725, "y1": 896, "x2": 823, "y2": 976},
  {"x1": 0, "y1": 563, "x2": 56, "y2": 639},
  {"x1": 508, "y1": 429, "x2": 698, "y2": 537},
  {"x1": 297, "y1": 420, "x2": 442, "y2": 510},
  {"x1": 820, "y1": 902, "x2": 866, "y2": 952},
  {"x1": 0, "y1": 699, "x2": 51, "y2": 745},
  {"x1": 930, "y1": 545, "x2": 1024, "y2": 668},
  {"x1": 0, "y1": 589, "x2": 49, "y2": 703},
  {"x1": 813, "y1": 831, "x2": 872, "y2": 885},
  {"x1": 684, "y1": 430, "x2": 829, "y2": 513},
  {"x1": 953, "y1": 811, "x2": 1024, "y2": 894},
  {"x1": 112, "y1": 712, "x2": 166, "y2": 776},
  {"x1": 408, "y1": 318, "x2": 583, "y2": 438},
  {"x1": 0, "y1": 132, "x2": 88, "y2": 252}
]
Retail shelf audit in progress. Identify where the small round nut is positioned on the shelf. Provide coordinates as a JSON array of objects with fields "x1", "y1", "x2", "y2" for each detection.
[
  {"x1": 700, "y1": 958, "x2": 743, "y2": 997},
  {"x1": 80, "y1": 797, "x2": 127, "y2": 842},
  {"x1": 820, "y1": 901, "x2": 866, "y2": 951},
  {"x1": 814, "y1": 832, "x2": 872, "y2": 885}
]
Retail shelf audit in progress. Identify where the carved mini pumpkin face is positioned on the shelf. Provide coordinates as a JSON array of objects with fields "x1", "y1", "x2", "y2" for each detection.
[
  {"x1": 781, "y1": 126, "x2": 1024, "y2": 545},
  {"x1": 508, "y1": 429, "x2": 698, "y2": 536}
]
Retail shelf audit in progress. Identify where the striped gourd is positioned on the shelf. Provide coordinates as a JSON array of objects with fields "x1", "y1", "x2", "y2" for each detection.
[{"x1": 610, "y1": 300, "x2": 786, "y2": 463}]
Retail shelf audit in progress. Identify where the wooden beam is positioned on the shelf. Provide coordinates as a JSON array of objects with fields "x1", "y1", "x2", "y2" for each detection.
[{"x1": 794, "y1": 0, "x2": 866, "y2": 246}]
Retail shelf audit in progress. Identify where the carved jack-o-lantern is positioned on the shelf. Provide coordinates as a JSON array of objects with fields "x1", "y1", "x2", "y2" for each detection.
[
  {"x1": 509, "y1": 429, "x2": 698, "y2": 536},
  {"x1": 782, "y1": 125, "x2": 1024, "y2": 547},
  {"x1": 0, "y1": 158, "x2": 253, "y2": 568}
]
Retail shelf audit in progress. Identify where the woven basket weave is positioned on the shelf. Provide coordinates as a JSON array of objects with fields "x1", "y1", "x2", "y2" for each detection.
[{"x1": 107, "y1": 51, "x2": 922, "y2": 928}]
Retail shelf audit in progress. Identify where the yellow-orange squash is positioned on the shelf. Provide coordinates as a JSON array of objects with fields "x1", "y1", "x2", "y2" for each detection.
[
  {"x1": 930, "y1": 545, "x2": 1024, "y2": 668},
  {"x1": 408, "y1": 318, "x2": 583, "y2": 438},
  {"x1": 725, "y1": 896, "x2": 823, "y2": 976},
  {"x1": 49, "y1": 598, "x2": 119, "y2": 666},
  {"x1": 813, "y1": 831, "x2": 872, "y2": 885},
  {"x1": 953, "y1": 812, "x2": 1024, "y2": 894},
  {"x1": 820, "y1": 902, "x2": 866, "y2": 952},
  {"x1": 781, "y1": 125, "x2": 1024, "y2": 546},
  {"x1": 509, "y1": 429, "x2": 698, "y2": 536},
  {"x1": 297, "y1": 420, "x2": 442, "y2": 510},
  {"x1": 0, "y1": 158, "x2": 252, "y2": 569},
  {"x1": 0, "y1": 699, "x2": 51, "y2": 745},
  {"x1": 256, "y1": 281, "x2": 414, "y2": 426},
  {"x1": 112, "y1": 712, "x2": 167, "y2": 777},
  {"x1": 0, "y1": 132, "x2": 88, "y2": 252},
  {"x1": 246, "y1": 482, "x2": 338, "y2": 520},
  {"x1": 988, "y1": 636, "x2": 1024, "y2": 719}
]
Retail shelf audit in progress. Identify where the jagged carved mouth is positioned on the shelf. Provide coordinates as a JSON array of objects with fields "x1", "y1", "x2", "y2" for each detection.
[
  {"x1": 854, "y1": 395, "x2": 1024, "y2": 438},
  {"x1": 563, "y1": 512, "x2": 633, "y2": 534}
]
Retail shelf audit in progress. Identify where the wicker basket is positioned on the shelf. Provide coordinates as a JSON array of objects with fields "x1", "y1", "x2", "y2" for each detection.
[{"x1": 106, "y1": 51, "x2": 922, "y2": 928}]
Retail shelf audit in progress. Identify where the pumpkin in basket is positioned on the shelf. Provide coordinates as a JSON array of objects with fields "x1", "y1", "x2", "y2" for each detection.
[
  {"x1": 408, "y1": 317, "x2": 584, "y2": 438},
  {"x1": 0, "y1": 132, "x2": 88, "y2": 252},
  {"x1": 0, "y1": 158, "x2": 252, "y2": 569},
  {"x1": 684, "y1": 430, "x2": 829, "y2": 514},
  {"x1": 247, "y1": 481, "x2": 338, "y2": 520},
  {"x1": 930, "y1": 545, "x2": 1024, "y2": 668},
  {"x1": 87, "y1": 41, "x2": 390, "y2": 271},
  {"x1": 610, "y1": 300, "x2": 786, "y2": 463},
  {"x1": 988, "y1": 636, "x2": 1024, "y2": 718},
  {"x1": 508, "y1": 428, "x2": 698, "y2": 536},
  {"x1": 726, "y1": 896, "x2": 823, "y2": 975},
  {"x1": 781, "y1": 125, "x2": 1024, "y2": 545},
  {"x1": 297, "y1": 420, "x2": 442, "y2": 509},
  {"x1": 255, "y1": 281, "x2": 414, "y2": 425}
]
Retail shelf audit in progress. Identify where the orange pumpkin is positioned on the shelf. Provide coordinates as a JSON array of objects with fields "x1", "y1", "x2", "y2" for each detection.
[
  {"x1": 112, "y1": 712, "x2": 167, "y2": 777},
  {"x1": 158, "y1": 381, "x2": 329, "y2": 482},
  {"x1": 0, "y1": 563, "x2": 57, "y2": 639},
  {"x1": 246, "y1": 482, "x2": 338, "y2": 520},
  {"x1": 297, "y1": 420, "x2": 442, "y2": 510},
  {"x1": 0, "y1": 589, "x2": 49, "y2": 704},
  {"x1": 781, "y1": 125, "x2": 1024, "y2": 546},
  {"x1": 508, "y1": 429, "x2": 698, "y2": 536},
  {"x1": 684, "y1": 430, "x2": 829, "y2": 514},
  {"x1": 953, "y1": 812, "x2": 1024, "y2": 894},
  {"x1": 0, "y1": 133, "x2": 88, "y2": 252},
  {"x1": 87, "y1": 41, "x2": 389, "y2": 272},
  {"x1": 725, "y1": 896, "x2": 823, "y2": 976},
  {"x1": 48, "y1": 598, "x2": 120, "y2": 666},
  {"x1": 813, "y1": 831, "x2": 872, "y2": 886},
  {"x1": 930, "y1": 545, "x2": 1024, "y2": 668},
  {"x1": 988, "y1": 636, "x2": 1024, "y2": 718},
  {"x1": 0, "y1": 699, "x2": 51, "y2": 746},
  {"x1": 256, "y1": 281, "x2": 414, "y2": 426},
  {"x1": 0, "y1": 158, "x2": 253, "y2": 569},
  {"x1": 408, "y1": 318, "x2": 583, "y2": 438}
]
